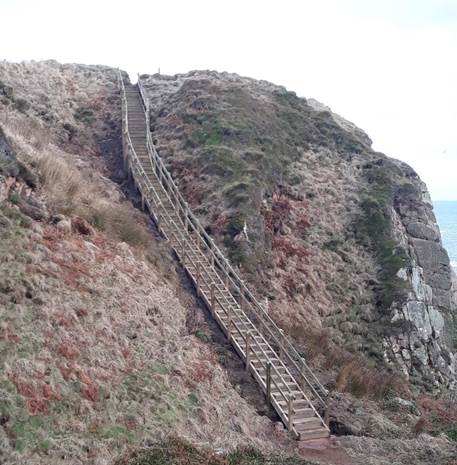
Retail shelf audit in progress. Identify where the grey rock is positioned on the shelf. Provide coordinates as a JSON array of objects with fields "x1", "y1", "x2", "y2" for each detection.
[
  {"x1": 406, "y1": 221, "x2": 440, "y2": 241},
  {"x1": 0, "y1": 126, "x2": 19, "y2": 177},
  {"x1": 411, "y1": 238, "x2": 451, "y2": 290},
  {"x1": 432, "y1": 288, "x2": 453, "y2": 311}
]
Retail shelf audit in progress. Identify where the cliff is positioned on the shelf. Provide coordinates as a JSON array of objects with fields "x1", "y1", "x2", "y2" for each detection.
[
  {"x1": 0, "y1": 61, "x2": 456, "y2": 465},
  {"x1": 141, "y1": 70, "x2": 457, "y2": 390}
]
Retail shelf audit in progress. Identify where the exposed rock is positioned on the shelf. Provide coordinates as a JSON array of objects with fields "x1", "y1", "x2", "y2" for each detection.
[
  {"x1": 0, "y1": 126, "x2": 19, "y2": 177},
  {"x1": 406, "y1": 221, "x2": 440, "y2": 241},
  {"x1": 55, "y1": 218, "x2": 71, "y2": 233},
  {"x1": 71, "y1": 216, "x2": 94, "y2": 235}
]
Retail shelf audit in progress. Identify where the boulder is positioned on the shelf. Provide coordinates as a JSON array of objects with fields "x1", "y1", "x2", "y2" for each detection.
[
  {"x1": 411, "y1": 238, "x2": 451, "y2": 290},
  {"x1": 406, "y1": 221, "x2": 440, "y2": 242},
  {"x1": 56, "y1": 219, "x2": 72, "y2": 234}
]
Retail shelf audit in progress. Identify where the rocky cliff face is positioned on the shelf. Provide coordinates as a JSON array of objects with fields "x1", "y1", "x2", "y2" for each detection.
[
  {"x1": 141, "y1": 70, "x2": 456, "y2": 390},
  {"x1": 390, "y1": 176, "x2": 456, "y2": 387}
]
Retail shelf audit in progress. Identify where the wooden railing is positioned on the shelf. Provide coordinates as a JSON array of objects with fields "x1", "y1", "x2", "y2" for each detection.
[
  {"x1": 118, "y1": 72, "x2": 329, "y2": 434},
  {"x1": 135, "y1": 75, "x2": 328, "y2": 407}
]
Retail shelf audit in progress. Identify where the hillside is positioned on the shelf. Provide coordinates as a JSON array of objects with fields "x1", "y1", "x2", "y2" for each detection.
[
  {"x1": 0, "y1": 61, "x2": 456, "y2": 465},
  {"x1": 141, "y1": 70, "x2": 456, "y2": 390}
]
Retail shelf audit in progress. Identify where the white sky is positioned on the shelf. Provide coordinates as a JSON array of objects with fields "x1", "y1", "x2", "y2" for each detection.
[{"x1": 2, "y1": 0, "x2": 457, "y2": 199}]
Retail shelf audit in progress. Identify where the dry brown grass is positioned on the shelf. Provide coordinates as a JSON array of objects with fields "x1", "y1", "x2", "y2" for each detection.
[
  {"x1": 34, "y1": 153, "x2": 87, "y2": 214},
  {"x1": 289, "y1": 326, "x2": 407, "y2": 401},
  {"x1": 90, "y1": 200, "x2": 152, "y2": 248},
  {"x1": 415, "y1": 395, "x2": 457, "y2": 437},
  {"x1": 335, "y1": 359, "x2": 401, "y2": 401},
  {"x1": 30, "y1": 153, "x2": 152, "y2": 249}
]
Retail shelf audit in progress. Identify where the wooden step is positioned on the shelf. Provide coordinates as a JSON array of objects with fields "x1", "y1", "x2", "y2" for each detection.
[
  {"x1": 293, "y1": 407, "x2": 315, "y2": 419},
  {"x1": 296, "y1": 427, "x2": 329, "y2": 441},
  {"x1": 293, "y1": 417, "x2": 322, "y2": 429},
  {"x1": 276, "y1": 398, "x2": 309, "y2": 408}
]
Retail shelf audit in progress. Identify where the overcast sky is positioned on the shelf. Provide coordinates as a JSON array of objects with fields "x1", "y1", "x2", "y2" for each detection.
[{"x1": 2, "y1": 0, "x2": 457, "y2": 199}]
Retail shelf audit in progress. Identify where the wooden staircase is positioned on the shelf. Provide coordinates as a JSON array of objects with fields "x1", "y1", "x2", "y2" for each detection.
[{"x1": 119, "y1": 73, "x2": 330, "y2": 441}]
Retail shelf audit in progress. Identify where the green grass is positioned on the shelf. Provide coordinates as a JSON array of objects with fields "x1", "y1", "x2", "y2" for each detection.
[
  {"x1": 194, "y1": 330, "x2": 210, "y2": 343},
  {"x1": 8, "y1": 191, "x2": 20, "y2": 205},
  {"x1": 98, "y1": 424, "x2": 135, "y2": 441},
  {"x1": 354, "y1": 162, "x2": 411, "y2": 310},
  {"x1": 13, "y1": 416, "x2": 53, "y2": 452},
  {"x1": 445, "y1": 426, "x2": 457, "y2": 442}
]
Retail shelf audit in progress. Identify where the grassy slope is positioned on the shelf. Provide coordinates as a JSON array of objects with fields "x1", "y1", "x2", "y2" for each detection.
[
  {"x1": 143, "y1": 71, "x2": 417, "y2": 370},
  {"x1": 0, "y1": 62, "x2": 281, "y2": 465}
]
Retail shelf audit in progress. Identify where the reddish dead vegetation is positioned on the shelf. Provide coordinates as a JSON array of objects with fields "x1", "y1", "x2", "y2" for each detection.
[
  {"x1": 211, "y1": 212, "x2": 229, "y2": 236},
  {"x1": 9, "y1": 375, "x2": 62, "y2": 415},
  {"x1": 261, "y1": 188, "x2": 309, "y2": 267},
  {"x1": 52, "y1": 311, "x2": 77, "y2": 330},
  {"x1": 414, "y1": 395, "x2": 457, "y2": 434},
  {"x1": 39, "y1": 225, "x2": 68, "y2": 251},
  {"x1": 272, "y1": 236, "x2": 308, "y2": 260},
  {"x1": 38, "y1": 225, "x2": 94, "y2": 289},
  {"x1": 81, "y1": 384, "x2": 99, "y2": 402},
  {"x1": 185, "y1": 360, "x2": 213, "y2": 388},
  {"x1": 262, "y1": 189, "x2": 293, "y2": 235},
  {"x1": 296, "y1": 214, "x2": 311, "y2": 231},
  {"x1": 52, "y1": 255, "x2": 92, "y2": 289},
  {"x1": 0, "y1": 325, "x2": 21, "y2": 344},
  {"x1": 57, "y1": 341, "x2": 81, "y2": 361}
]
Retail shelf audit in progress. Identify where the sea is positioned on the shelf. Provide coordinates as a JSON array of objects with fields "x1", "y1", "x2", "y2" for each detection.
[{"x1": 433, "y1": 201, "x2": 457, "y2": 271}]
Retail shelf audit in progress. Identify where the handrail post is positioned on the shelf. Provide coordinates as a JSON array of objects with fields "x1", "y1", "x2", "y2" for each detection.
[
  {"x1": 288, "y1": 396, "x2": 294, "y2": 432},
  {"x1": 245, "y1": 331, "x2": 251, "y2": 372},
  {"x1": 184, "y1": 211, "x2": 189, "y2": 232},
  {"x1": 266, "y1": 362, "x2": 271, "y2": 406},
  {"x1": 227, "y1": 311, "x2": 232, "y2": 341},
  {"x1": 324, "y1": 401, "x2": 330, "y2": 427},
  {"x1": 210, "y1": 282, "x2": 215, "y2": 316},
  {"x1": 181, "y1": 239, "x2": 186, "y2": 266},
  {"x1": 196, "y1": 260, "x2": 201, "y2": 297}
]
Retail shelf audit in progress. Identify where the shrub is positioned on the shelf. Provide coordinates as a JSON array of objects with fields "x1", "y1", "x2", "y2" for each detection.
[
  {"x1": 194, "y1": 330, "x2": 210, "y2": 343},
  {"x1": 8, "y1": 191, "x2": 19, "y2": 205},
  {"x1": 14, "y1": 97, "x2": 30, "y2": 113},
  {"x1": 0, "y1": 79, "x2": 14, "y2": 99},
  {"x1": 74, "y1": 107, "x2": 95, "y2": 125}
]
